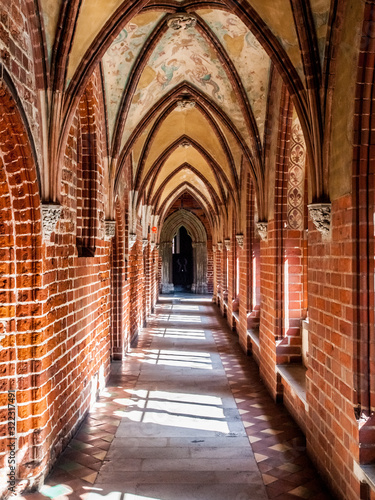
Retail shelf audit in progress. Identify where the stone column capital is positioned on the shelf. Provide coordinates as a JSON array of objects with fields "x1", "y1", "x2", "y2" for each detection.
[
  {"x1": 307, "y1": 203, "x2": 331, "y2": 236},
  {"x1": 105, "y1": 220, "x2": 116, "y2": 240},
  {"x1": 256, "y1": 222, "x2": 268, "y2": 241},
  {"x1": 129, "y1": 233, "x2": 137, "y2": 248},
  {"x1": 42, "y1": 203, "x2": 62, "y2": 241},
  {"x1": 236, "y1": 234, "x2": 244, "y2": 249}
]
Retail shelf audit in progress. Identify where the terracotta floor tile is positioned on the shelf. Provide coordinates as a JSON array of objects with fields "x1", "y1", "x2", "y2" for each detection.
[{"x1": 22, "y1": 295, "x2": 335, "y2": 500}]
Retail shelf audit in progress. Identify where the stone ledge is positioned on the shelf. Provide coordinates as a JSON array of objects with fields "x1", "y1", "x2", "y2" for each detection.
[
  {"x1": 247, "y1": 328, "x2": 260, "y2": 349},
  {"x1": 354, "y1": 460, "x2": 375, "y2": 495},
  {"x1": 232, "y1": 311, "x2": 239, "y2": 323},
  {"x1": 277, "y1": 364, "x2": 307, "y2": 407}
]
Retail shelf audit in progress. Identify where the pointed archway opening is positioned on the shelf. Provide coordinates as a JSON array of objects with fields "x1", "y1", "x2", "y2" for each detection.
[
  {"x1": 172, "y1": 226, "x2": 193, "y2": 291},
  {"x1": 160, "y1": 209, "x2": 208, "y2": 294}
]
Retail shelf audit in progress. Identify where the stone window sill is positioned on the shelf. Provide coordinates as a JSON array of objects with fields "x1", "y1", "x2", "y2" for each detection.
[
  {"x1": 276, "y1": 364, "x2": 307, "y2": 407},
  {"x1": 247, "y1": 327, "x2": 260, "y2": 348}
]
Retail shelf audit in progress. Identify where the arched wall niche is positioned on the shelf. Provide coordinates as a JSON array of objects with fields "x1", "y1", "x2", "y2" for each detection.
[{"x1": 159, "y1": 209, "x2": 208, "y2": 294}]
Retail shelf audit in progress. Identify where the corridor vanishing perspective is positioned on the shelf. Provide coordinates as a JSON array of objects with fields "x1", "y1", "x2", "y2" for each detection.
[
  {"x1": 20, "y1": 296, "x2": 332, "y2": 500},
  {"x1": 2, "y1": 1, "x2": 375, "y2": 499}
]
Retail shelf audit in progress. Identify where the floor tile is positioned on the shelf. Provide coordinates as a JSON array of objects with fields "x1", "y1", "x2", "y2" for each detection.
[{"x1": 21, "y1": 295, "x2": 334, "y2": 500}]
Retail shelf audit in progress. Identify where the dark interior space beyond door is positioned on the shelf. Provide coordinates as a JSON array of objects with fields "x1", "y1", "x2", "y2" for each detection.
[{"x1": 172, "y1": 226, "x2": 193, "y2": 291}]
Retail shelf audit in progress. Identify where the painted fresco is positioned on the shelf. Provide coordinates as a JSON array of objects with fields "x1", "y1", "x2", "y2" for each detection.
[
  {"x1": 102, "y1": 12, "x2": 164, "y2": 142},
  {"x1": 121, "y1": 25, "x2": 250, "y2": 150},
  {"x1": 198, "y1": 9, "x2": 271, "y2": 143}
]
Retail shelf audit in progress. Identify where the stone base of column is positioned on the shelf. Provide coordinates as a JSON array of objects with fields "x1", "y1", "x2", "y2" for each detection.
[
  {"x1": 191, "y1": 282, "x2": 208, "y2": 294},
  {"x1": 161, "y1": 283, "x2": 175, "y2": 293}
]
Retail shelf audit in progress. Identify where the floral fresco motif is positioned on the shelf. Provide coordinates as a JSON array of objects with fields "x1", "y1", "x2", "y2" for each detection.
[
  {"x1": 287, "y1": 115, "x2": 306, "y2": 230},
  {"x1": 102, "y1": 11, "x2": 164, "y2": 141},
  {"x1": 198, "y1": 10, "x2": 271, "y2": 143},
  {"x1": 121, "y1": 26, "x2": 249, "y2": 149}
]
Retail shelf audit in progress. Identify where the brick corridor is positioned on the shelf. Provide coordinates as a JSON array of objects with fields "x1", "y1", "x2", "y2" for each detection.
[{"x1": 21, "y1": 295, "x2": 334, "y2": 500}]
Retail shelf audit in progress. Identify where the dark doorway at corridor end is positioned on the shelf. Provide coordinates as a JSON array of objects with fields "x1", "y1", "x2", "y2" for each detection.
[{"x1": 172, "y1": 226, "x2": 193, "y2": 291}]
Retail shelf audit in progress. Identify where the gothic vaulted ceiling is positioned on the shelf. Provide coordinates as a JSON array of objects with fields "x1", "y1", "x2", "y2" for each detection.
[{"x1": 41, "y1": 0, "x2": 333, "y2": 227}]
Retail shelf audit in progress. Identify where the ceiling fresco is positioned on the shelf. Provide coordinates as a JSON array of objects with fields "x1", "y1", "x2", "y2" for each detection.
[
  {"x1": 120, "y1": 23, "x2": 249, "y2": 151},
  {"x1": 42, "y1": 0, "x2": 336, "y2": 228},
  {"x1": 102, "y1": 11, "x2": 164, "y2": 142},
  {"x1": 197, "y1": 9, "x2": 271, "y2": 142}
]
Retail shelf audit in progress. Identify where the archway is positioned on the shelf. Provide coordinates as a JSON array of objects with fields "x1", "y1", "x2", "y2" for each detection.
[
  {"x1": 172, "y1": 226, "x2": 193, "y2": 291},
  {"x1": 159, "y1": 209, "x2": 208, "y2": 294}
]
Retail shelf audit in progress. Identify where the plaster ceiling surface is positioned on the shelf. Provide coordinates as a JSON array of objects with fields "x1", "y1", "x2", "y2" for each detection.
[
  {"x1": 45, "y1": 0, "x2": 334, "y2": 226},
  {"x1": 120, "y1": 24, "x2": 249, "y2": 151},
  {"x1": 197, "y1": 9, "x2": 271, "y2": 142},
  {"x1": 310, "y1": 0, "x2": 331, "y2": 66},
  {"x1": 244, "y1": 0, "x2": 304, "y2": 81},
  {"x1": 155, "y1": 168, "x2": 216, "y2": 210},
  {"x1": 146, "y1": 147, "x2": 223, "y2": 200},
  {"x1": 39, "y1": 0, "x2": 62, "y2": 60},
  {"x1": 140, "y1": 107, "x2": 230, "y2": 181},
  {"x1": 102, "y1": 11, "x2": 165, "y2": 143},
  {"x1": 67, "y1": 0, "x2": 127, "y2": 83}
]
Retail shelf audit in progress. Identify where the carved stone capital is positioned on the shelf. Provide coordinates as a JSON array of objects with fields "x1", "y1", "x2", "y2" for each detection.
[
  {"x1": 42, "y1": 203, "x2": 62, "y2": 241},
  {"x1": 212, "y1": 245, "x2": 217, "y2": 253},
  {"x1": 142, "y1": 238, "x2": 149, "y2": 250},
  {"x1": 129, "y1": 233, "x2": 137, "y2": 248},
  {"x1": 224, "y1": 238, "x2": 231, "y2": 251},
  {"x1": 217, "y1": 242, "x2": 223, "y2": 252},
  {"x1": 150, "y1": 242, "x2": 156, "y2": 251},
  {"x1": 256, "y1": 222, "x2": 268, "y2": 241},
  {"x1": 105, "y1": 220, "x2": 116, "y2": 240},
  {"x1": 167, "y1": 13, "x2": 196, "y2": 31},
  {"x1": 308, "y1": 203, "x2": 331, "y2": 236},
  {"x1": 236, "y1": 234, "x2": 244, "y2": 249},
  {"x1": 176, "y1": 99, "x2": 195, "y2": 111}
]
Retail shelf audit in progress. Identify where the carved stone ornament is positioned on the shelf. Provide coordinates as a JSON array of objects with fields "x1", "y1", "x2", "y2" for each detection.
[
  {"x1": 142, "y1": 238, "x2": 149, "y2": 250},
  {"x1": 224, "y1": 238, "x2": 231, "y2": 251},
  {"x1": 129, "y1": 233, "x2": 137, "y2": 248},
  {"x1": 105, "y1": 220, "x2": 116, "y2": 240},
  {"x1": 42, "y1": 203, "x2": 62, "y2": 241},
  {"x1": 167, "y1": 13, "x2": 197, "y2": 31},
  {"x1": 217, "y1": 242, "x2": 223, "y2": 252},
  {"x1": 308, "y1": 203, "x2": 331, "y2": 236},
  {"x1": 180, "y1": 140, "x2": 191, "y2": 148},
  {"x1": 150, "y1": 242, "x2": 156, "y2": 251},
  {"x1": 212, "y1": 245, "x2": 217, "y2": 253},
  {"x1": 236, "y1": 234, "x2": 244, "y2": 249},
  {"x1": 176, "y1": 99, "x2": 195, "y2": 111},
  {"x1": 256, "y1": 222, "x2": 268, "y2": 241}
]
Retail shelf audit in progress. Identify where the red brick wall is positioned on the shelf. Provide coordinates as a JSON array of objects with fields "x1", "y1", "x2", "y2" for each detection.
[
  {"x1": 0, "y1": 0, "x2": 43, "y2": 167},
  {"x1": 306, "y1": 194, "x2": 360, "y2": 500},
  {"x1": 0, "y1": 72, "x2": 112, "y2": 496},
  {"x1": 0, "y1": 80, "x2": 43, "y2": 493}
]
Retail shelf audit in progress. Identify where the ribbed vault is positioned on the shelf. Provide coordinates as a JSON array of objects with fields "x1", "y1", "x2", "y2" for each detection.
[{"x1": 38, "y1": 0, "x2": 342, "y2": 241}]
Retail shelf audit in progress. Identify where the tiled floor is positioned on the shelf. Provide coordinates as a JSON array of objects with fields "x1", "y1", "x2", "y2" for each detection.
[{"x1": 20, "y1": 295, "x2": 335, "y2": 500}]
